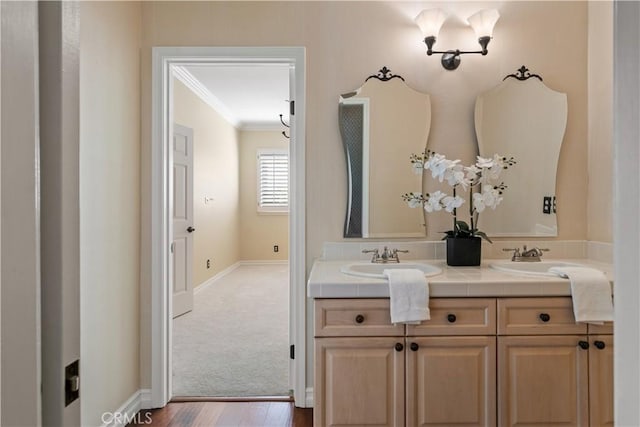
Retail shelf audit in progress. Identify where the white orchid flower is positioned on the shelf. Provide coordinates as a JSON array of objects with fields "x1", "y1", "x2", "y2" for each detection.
[
  {"x1": 411, "y1": 159, "x2": 424, "y2": 175},
  {"x1": 444, "y1": 163, "x2": 467, "y2": 188},
  {"x1": 407, "y1": 192, "x2": 423, "y2": 208},
  {"x1": 473, "y1": 185, "x2": 503, "y2": 212},
  {"x1": 442, "y1": 195, "x2": 465, "y2": 213},
  {"x1": 424, "y1": 153, "x2": 445, "y2": 172},
  {"x1": 424, "y1": 191, "x2": 446, "y2": 212},
  {"x1": 464, "y1": 165, "x2": 481, "y2": 181},
  {"x1": 476, "y1": 156, "x2": 494, "y2": 169}
]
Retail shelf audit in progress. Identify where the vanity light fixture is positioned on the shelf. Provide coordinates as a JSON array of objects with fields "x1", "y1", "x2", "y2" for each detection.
[{"x1": 415, "y1": 8, "x2": 500, "y2": 71}]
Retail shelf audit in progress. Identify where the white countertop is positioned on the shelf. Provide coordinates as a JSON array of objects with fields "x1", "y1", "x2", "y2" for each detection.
[{"x1": 307, "y1": 259, "x2": 613, "y2": 298}]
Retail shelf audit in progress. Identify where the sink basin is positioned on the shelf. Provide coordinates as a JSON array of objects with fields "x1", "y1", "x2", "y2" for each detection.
[
  {"x1": 489, "y1": 261, "x2": 588, "y2": 277},
  {"x1": 341, "y1": 262, "x2": 442, "y2": 279}
]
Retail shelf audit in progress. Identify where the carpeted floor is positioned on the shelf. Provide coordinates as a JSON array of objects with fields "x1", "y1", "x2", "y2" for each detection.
[{"x1": 172, "y1": 264, "x2": 290, "y2": 397}]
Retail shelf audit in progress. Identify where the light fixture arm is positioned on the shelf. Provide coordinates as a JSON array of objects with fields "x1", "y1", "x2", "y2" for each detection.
[{"x1": 422, "y1": 36, "x2": 492, "y2": 70}]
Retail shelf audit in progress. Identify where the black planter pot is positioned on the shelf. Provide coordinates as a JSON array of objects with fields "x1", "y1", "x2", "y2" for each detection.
[{"x1": 446, "y1": 236, "x2": 482, "y2": 266}]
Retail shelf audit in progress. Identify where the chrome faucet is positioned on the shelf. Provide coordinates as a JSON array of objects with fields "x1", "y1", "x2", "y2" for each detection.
[
  {"x1": 503, "y1": 245, "x2": 549, "y2": 262},
  {"x1": 362, "y1": 246, "x2": 409, "y2": 263}
]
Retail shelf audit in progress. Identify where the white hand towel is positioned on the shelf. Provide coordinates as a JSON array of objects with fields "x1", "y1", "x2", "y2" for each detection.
[
  {"x1": 384, "y1": 268, "x2": 430, "y2": 325},
  {"x1": 548, "y1": 266, "x2": 613, "y2": 325}
]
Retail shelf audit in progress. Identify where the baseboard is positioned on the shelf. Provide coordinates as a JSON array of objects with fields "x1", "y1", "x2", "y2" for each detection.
[
  {"x1": 194, "y1": 262, "x2": 241, "y2": 294},
  {"x1": 139, "y1": 388, "x2": 153, "y2": 409},
  {"x1": 239, "y1": 260, "x2": 289, "y2": 266},
  {"x1": 194, "y1": 260, "x2": 289, "y2": 294},
  {"x1": 305, "y1": 387, "x2": 314, "y2": 408},
  {"x1": 101, "y1": 389, "x2": 151, "y2": 427}
]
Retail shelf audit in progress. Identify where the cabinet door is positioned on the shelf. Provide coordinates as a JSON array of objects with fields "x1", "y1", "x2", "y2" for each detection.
[
  {"x1": 406, "y1": 336, "x2": 496, "y2": 426},
  {"x1": 314, "y1": 337, "x2": 404, "y2": 427},
  {"x1": 589, "y1": 335, "x2": 614, "y2": 427},
  {"x1": 498, "y1": 335, "x2": 589, "y2": 426}
]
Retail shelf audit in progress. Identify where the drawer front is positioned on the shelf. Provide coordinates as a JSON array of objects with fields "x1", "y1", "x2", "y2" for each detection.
[
  {"x1": 498, "y1": 297, "x2": 587, "y2": 335},
  {"x1": 407, "y1": 298, "x2": 496, "y2": 336},
  {"x1": 315, "y1": 299, "x2": 404, "y2": 337},
  {"x1": 588, "y1": 322, "x2": 613, "y2": 335}
]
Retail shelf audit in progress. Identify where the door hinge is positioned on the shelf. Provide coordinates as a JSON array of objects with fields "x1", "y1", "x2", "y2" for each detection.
[
  {"x1": 289, "y1": 100, "x2": 295, "y2": 116},
  {"x1": 170, "y1": 242, "x2": 175, "y2": 253},
  {"x1": 290, "y1": 344, "x2": 295, "y2": 360}
]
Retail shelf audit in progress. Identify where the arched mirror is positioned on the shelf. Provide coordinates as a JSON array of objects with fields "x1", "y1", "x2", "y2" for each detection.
[
  {"x1": 340, "y1": 67, "x2": 432, "y2": 238},
  {"x1": 475, "y1": 66, "x2": 567, "y2": 236}
]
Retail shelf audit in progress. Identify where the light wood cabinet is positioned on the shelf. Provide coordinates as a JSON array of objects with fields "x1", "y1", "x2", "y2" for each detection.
[
  {"x1": 313, "y1": 297, "x2": 613, "y2": 427},
  {"x1": 406, "y1": 336, "x2": 496, "y2": 426},
  {"x1": 498, "y1": 335, "x2": 589, "y2": 426},
  {"x1": 314, "y1": 298, "x2": 496, "y2": 427},
  {"x1": 314, "y1": 337, "x2": 404, "y2": 427},
  {"x1": 497, "y1": 298, "x2": 613, "y2": 427},
  {"x1": 588, "y1": 334, "x2": 614, "y2": 427}
]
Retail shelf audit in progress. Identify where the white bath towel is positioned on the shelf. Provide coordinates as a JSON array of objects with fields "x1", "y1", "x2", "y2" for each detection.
[
  {"x1": 548, "y1": 266, "x2": 613, "y2": 325},
  {"x1": 384, "y1": 268, "x2": 430, "y2": 325}
]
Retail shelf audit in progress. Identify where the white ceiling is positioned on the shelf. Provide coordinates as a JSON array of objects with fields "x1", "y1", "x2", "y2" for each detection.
[{"x1": 182, "y1": 64, "x2": 290, "y2": 130}]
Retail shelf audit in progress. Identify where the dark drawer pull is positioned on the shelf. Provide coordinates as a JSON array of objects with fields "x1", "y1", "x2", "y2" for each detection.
[
  {"x1": 578, "y1": 340, "x2": 590, "y2": 350},
  {"x1": 355, "y1": 314, "x2": 365, "y2": 324},
  {"x1": 410, "y1": 342, "x2": 419, "y2": 351},
  {"x1": 539, "y1": 313, "x2": 551, "y2": 322},
  {"x1": 594, "y1": 340, "x2": 606, "y2": 350},
  {"x1": 447, "y1": 314, "x2": 457, "y2": 323},
  {"x1": 395, "y1": 343, "x2": 404, "y2": 352}
]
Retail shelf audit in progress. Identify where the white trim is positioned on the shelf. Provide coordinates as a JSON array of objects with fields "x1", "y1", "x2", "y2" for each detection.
[
  {"x1": 194, "y1": 260, "x2": 288, "y2": 294},
  {"x1": 240, "y1": 122, "x2": 283, "y2": 131},
  {"x1": 139, "y1": 389, "x2": 153, "y2": 410},
  {"x1": 305, "y1": 387, "x2": 314, "y2": 408},
  {"x1": 101, "y1": 389, "x2": 148, "y2": 427},
  {"x1": 172, "y1": 65, "x2": 240, "y2": 128},
  {"x1": 193, "y1": 262, "x2": 240, "y2": 295},
  {"x1": 151, "y1": 47, "x2": 306, "y2": 409},
  {"x1": 239, "y1": 260, "x2": 289, "y2": 266},
  {"x1": 613, "y1": 2, "x2": 640, "y2": 425}
]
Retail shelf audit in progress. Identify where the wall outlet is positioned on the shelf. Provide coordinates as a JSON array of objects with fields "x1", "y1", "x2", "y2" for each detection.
[
  {"x1": 273, "y1": 245, "x2": 279, "y2": 253},
  {"x1": 206, "y1": 259, "x2": 211, "y2": 269},
  {"x1": 543, "y1": 196, "x2": 552, "y2": 214}
]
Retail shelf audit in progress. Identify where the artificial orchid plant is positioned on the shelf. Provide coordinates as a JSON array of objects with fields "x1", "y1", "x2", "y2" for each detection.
[{"x1": 402, "y1": 151, "x2": 516, "y2": 242}]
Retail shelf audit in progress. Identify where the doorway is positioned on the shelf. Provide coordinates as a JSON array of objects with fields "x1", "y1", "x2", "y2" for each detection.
[
  {"x1": 150, "y1": 47, "x2": 306, "y2": 407},
  {"x1": 170, "y1": 63, "x2": 292, "y2": 397}
]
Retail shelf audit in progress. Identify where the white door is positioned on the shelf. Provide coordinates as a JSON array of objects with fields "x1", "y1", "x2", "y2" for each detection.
[{"x1": 172, "y1": 124, "x2": 194, "y2": 318}]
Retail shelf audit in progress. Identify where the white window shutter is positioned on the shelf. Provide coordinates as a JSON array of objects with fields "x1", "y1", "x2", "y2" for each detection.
[{"x1": 258, "y1": 149, "x2": 289, "y2": 212}]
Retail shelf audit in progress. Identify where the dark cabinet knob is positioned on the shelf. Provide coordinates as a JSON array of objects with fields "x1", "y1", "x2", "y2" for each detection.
[
  {"x1": 410, "y1": 342, "x2": 419, "y2": 351},
  {"x1": 447, "y1": 314, "x2": 457, "y2": 323},
  {"x1": 395, "y1": 343, "x2": 404, "y2": 352},
  {"x1": 539, "y1": 313, "x2": 551, "y2": 322},
  {"x1": 578, "y1": 340, "x2": 590, "y2": 350},
  {"x1": 187, "y1": 226, "x2": 196, "y2": 233},
  {"x1": 355, "y1": 314, "x2": 365, "y2": 324},
  {"x1": 594, "y1": 340, "x2": 606, "y2": 350}
]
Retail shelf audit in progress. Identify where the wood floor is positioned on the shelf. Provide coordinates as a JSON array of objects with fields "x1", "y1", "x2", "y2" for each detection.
[{"x1": 128, "y1": 401, "x2": 313, "y2": 427}]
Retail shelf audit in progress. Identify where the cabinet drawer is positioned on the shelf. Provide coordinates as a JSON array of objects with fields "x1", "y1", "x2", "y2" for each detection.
[
  {"x1": 407, "y1": 298, "x2": 496, "y2": 336},
  {"x1": 315, "y1": 299, "x2": 404, "y2": 337},
  {"x1": 498, "y1": 297, "x2": 587, "y2": 335},
  {"x1": 588, "y1": 322, "x2": 613, "y2": 335}
]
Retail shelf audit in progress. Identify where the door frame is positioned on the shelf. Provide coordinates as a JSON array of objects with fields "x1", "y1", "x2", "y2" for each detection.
[{"x1": 150, "y1": 46, "x2": 306, "y2": 407}]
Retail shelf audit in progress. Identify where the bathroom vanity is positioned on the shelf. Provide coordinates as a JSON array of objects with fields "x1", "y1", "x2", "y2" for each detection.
[{"x1": 308, "y1": 259, "x2": 613, "y2": 427}]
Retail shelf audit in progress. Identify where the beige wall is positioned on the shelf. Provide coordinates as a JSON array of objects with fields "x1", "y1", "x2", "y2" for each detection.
[
  {"x1": 139, "y1": 1, "x2": 601, "y2": 389},
  {"x1": 79, "y1": 2, "x2": 141, "y2": 425},
  {"x1": 173, "y1": 78, "x2": 241, "y2": 287},
  {"x1": 587, "y1": 1, "x2": 613, "y2": 243},
  {"x1": 239, "y1": 130, "x2": 289, "y2": 261}
]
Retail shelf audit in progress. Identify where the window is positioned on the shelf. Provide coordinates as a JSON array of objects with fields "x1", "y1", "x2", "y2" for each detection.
[{"x1": 257, "y1": 149, "x2": 289, "y2": 213}]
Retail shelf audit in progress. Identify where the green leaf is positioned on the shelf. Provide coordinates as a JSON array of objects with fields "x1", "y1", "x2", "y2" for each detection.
[
  {"x1": 455, "y1": 220, "x2": 470, "y2": 232},
  {"x1": 474, "y1": 231, "x2": 493, "y2": 243}
]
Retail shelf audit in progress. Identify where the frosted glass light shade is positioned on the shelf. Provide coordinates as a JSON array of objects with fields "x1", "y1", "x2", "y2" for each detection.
[
  {"x1": 467, "y1": 9, "x2": 500, "y2": 39},
  {"x1": 415, "y1": 8, "x2": 448, "y2": 39}
]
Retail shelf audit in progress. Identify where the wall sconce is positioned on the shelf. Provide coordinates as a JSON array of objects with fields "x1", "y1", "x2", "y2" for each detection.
[{"x1": 415, "y1": 8, "x2": 500, "y2": 71}]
